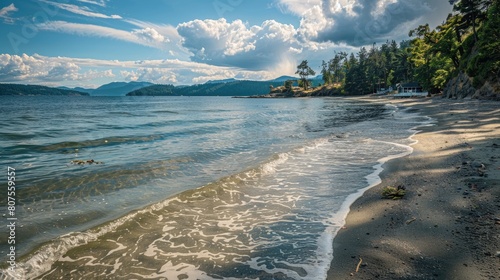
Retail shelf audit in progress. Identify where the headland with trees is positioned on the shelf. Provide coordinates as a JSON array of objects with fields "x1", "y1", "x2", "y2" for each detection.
[{"x1": 268, "y1": 0, "x2": 499, "y2": 100}]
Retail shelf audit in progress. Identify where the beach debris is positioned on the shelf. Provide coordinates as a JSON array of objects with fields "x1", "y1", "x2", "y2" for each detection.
[
  {"x1": 382, "y1": 185, "x2": 406, "y2": 200},
  {"x1": 355, "y1": 257, "x2": 363, "y2": 273},
  {"x1": 406, "y1": 217, "x2": 417, "y2": 225},
  {"x1": 71, "y1": 159, "x2": 104, "y2": 165}
]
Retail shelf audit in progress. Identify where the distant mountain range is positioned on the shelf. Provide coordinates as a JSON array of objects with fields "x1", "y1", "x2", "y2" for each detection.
[
  {"x1": 205, "y1": 78, "x2": 238, "y2": 84},
  {"x1": 1, "y1": 76, "x2": 326, "y2": 97},
  {"x1": 0, "y1": 84, "x2": 89, "y2": 96},
  {"x1": 127, "y1": 80, "x2": 286, "y2": 96},
  {"x1": 127, "y1": 75, "x2": 329, "y2": 97},
  {"x1": 127, "y1": 76, "x2": 311, "y2": 97},
  {"x1": 59, "y1": 81, "x2": 153, "y2": 96},
  {"x1": 267, "y1": 75, "x2": 299, "y2": 82},
  {"x1": 205, "y1": 76, "x2": 305, "y2": 84}
]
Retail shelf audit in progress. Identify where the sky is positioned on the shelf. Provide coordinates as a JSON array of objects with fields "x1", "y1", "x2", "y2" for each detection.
[{"x1": 0, "y1": 0, "x2": 453, "y2": 88}]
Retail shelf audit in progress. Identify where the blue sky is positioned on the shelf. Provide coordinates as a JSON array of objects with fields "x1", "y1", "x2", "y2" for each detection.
[{"x1": 0, "y1": 0, "x2": 452, "y2": 88}]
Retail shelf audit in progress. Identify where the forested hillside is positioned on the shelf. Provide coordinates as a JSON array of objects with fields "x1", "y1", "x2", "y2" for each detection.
[
  {"x1": 126, "y1": 84, "x2": 176, "y2": 96},
  {"x1": 127, "y1": 81, "x2": 285, "y2": 96},
  {"x1": 317, "y1": 0, "x2": 498, "y2": 98},
  {"x1": 0, "y1": 84, "x2": 90, "y2": 96}
]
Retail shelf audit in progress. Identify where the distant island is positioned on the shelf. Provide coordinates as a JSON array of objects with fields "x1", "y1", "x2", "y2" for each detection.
[
  {"x1": 58, "y1": 81, "x2": 154, "y2": 96},
  {"x1": 127, "y1": 81, "x2": 285, "y2": 96},
  {"x1": 126, "y1": 78, "x2": 320, "y2": 97},
  {"x1": 0, "y1": 84, "x2": 89, "y2": 96},
  {"x1": 248, "y1": 84, "x2": 343, "y2": 98}
]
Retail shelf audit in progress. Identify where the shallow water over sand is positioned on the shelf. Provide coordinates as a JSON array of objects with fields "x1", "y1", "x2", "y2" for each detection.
[{"x1": 0, "y1": 96, "x2": 429, "y2": 279}]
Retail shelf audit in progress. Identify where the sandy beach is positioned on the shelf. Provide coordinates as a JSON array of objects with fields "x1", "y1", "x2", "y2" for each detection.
[{"x1": 327, "y1": 97, "x2": 500, "y2": 279}]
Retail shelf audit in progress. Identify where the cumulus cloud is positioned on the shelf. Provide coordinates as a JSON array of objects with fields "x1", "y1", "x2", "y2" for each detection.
[
  {"x1": 295, "y1": 0, "x2": 432, "y2": 46},
  {"x1": 0, "y1": 3, "x2": 18, "y2": 23},
  {"x1": 117, "y1": 59, "x2": 273, "y2": 84},
  {"x1": 0, "y1": 53, "x2": 114, "y2": 84},
  {"x1": 0, "y1": 53, "x2": 279, "y2": 86},
  {"x1": 46, "y1": 62, "x2": 80, "y2": 81},
  {"x1": 177, "y1": 18, "x2": 299, "y2": 71},
  {"x1": 131, "y1": 27, "x2": 167, "y2": 47},
  {"x1": 178, "y1": 19, "x2": 254, "y2": 61},
  {"x1": 271, "y1": 0, "x2": 452, "y2": 47},
  {"x1": 174, "y1": 1, "x2": 444, "y2": 71},
  {"x1": 273, "y1": 0, "x2": 322, "y2": 15},
  {"x1": 121, "y1": 68, "x2": 178, "y2": 84},
  {"x1": 125, "y1": 19, "x2": 186, "y2": 54}
]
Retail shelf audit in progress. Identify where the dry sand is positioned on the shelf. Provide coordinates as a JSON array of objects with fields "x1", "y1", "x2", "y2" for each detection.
[{"x1": 327, "y1": 97, "x2": 500, "y2": 280}]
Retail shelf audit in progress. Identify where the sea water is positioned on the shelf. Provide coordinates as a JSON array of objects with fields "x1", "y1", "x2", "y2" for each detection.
[{"x1": 0, "y1": 96, "x2": 430, "y2": 279}]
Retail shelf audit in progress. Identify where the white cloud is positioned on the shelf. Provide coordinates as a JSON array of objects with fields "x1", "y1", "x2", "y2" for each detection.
[
  {"x1": 37, "y1": 20, "x2": 135, "y2": 41},
  {"x1": 132, "y1": 27, "x2": 166, "y2": 44},
  {"x1": 296, "y1": 5, "x2": 329, "y2": 43},
  {"x1": 177, "y1": 18, "x2": 300, "y2": 71},
  {"x1": 40, "y1": 0, "x2": 121, "y2": 19},
  {"x1": 36, "y1": 21, "x2": 174, "y2": 50},
  {"x1": 77, "y1": 0, "x2": 108, "y2": 7},
  {"x1": 0, "y1": 53, "x2": 114, "y2": 84},
  {"x1": 125, "y1": 20, "x2": 181, "y2": 40},
  {"x1": 178, "y1": 19, "x2": 255, "y2": 60},
  {"x1": 35, "y1": 18, "x2": 185, "y2": 54},
  {"x1": 278, "y1": 0, "x2": 452, "y2": 46},
  {"x1": 0, "y1": 3, "x2": 17, "y2": 16},
  {"x1": 0, "y1": 3, "x2": 18, "y2": 23},
  {"x1": 0, "y1": 53, "x2": 287, "y2": 86},
  {"x1": 35, "y1": 55, "x2": 210, "y2": 70},
  {"x1": 121, "y1": 68, "x2": 178, "y2": 84},
  {"x1": 124, "y1": 19, "x2": 186, "y2": 55},
  {"x1": 273, "y1": 0, "x2": 322, "y2": 15}
]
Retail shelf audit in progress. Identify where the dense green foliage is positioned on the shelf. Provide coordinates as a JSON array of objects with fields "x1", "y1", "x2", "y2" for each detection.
[
  {"x1": 127, "y1": 84, "x2": 176, "y2": 96},
  {"x1": 91, "y1": 81, "x2": 153, "y2": 96},
  {"x1": 0, "y1": 84, "x2": 90, "y2": 96},
  {"x1": 468, "y1": 0, "x2": 499, "y2": 87},
  {"x1": 410, "y1": 0, "x2": 497, "y2": 92},
  {"x1": 127, "y1": 81, "x2": 285, "y2": 96},
  {"x1": 317, "y1": 0, "x2": 498, "y2": 95},
  {"x1": 319, "y1": 41, "x2": 413, "y2": 95},
  {"x1": 295, "y1": 60, "x2": 316, "y2": 90}
]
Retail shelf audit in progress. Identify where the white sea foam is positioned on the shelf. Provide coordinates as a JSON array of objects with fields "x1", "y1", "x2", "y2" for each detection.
[{"x1": 316, "y1": 105, "x2": 434, "y2": 279}]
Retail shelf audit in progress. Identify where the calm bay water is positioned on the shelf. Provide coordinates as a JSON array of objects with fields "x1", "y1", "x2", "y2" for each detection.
[{"x1": 0, "y1": 96, "x2": 429, "y2": 279}]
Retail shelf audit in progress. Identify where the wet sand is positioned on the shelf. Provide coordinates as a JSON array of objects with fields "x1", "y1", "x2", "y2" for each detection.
[{"x1": 327, "y1": 97, "x2": 500, "y2": 279}]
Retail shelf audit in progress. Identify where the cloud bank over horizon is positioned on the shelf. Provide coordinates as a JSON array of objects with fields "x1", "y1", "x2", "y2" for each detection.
[{"x1": 0, "y1": 0, "x2": 453, "y2": 87}]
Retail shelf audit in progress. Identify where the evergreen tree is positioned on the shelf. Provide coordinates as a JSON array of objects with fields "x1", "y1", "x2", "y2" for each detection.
[
  {"x1": 470, "y1": 0, "x2": 500, "y2": 86},
  {"x1": 344, "y1": 53, "x2": 359, "y2": 94},
  {"x1": 330, "y1": 52, "x2": 348, "y2": 84},
  {"x1": 321, "y1": 60, "x2": 332, "y2": 85},
  {"x1": 295, "y1": 60, "x2": 316, "y2": 90},
  {"x1": 453, "y1": 0, "x2": 489, "y2": 42}
]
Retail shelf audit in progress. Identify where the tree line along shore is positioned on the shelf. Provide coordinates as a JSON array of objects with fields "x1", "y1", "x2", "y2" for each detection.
[{"x1": 269, "y1": 0, "x2": 499, "y2": 100}]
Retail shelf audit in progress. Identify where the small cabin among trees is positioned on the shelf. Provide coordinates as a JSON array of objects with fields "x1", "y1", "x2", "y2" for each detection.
[{"x1": 397, "y1": 82, "x2": 423, "y2": 93}]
